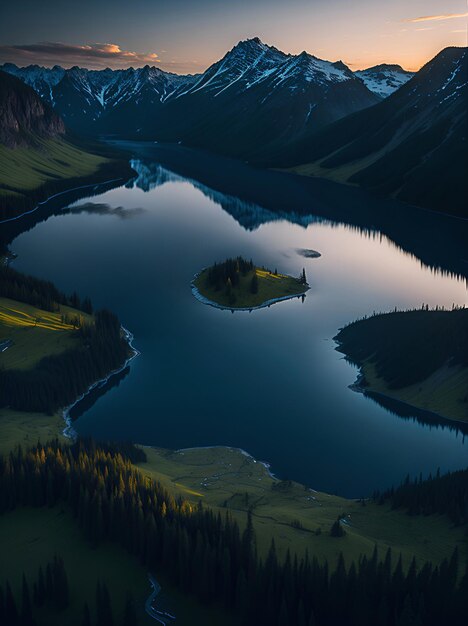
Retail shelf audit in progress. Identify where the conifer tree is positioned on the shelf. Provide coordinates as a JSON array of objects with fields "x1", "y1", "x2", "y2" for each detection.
[{"x1": 20, "y1": 574, "x2": 34, "y2": 626}]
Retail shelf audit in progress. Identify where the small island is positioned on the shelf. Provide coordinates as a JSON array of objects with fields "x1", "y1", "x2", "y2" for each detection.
[{"x1": 192, "y1": 256, "x2": 309, "y2": 310}]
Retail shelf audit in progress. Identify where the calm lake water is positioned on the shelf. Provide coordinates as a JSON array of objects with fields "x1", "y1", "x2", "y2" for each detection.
[{"x1": 8, "y1": 143, "x2": 468, "y2": 496}]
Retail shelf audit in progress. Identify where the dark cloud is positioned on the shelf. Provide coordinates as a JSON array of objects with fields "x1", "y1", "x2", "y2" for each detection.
[
  {"x1": 68, "y1": 203, "x2": 145, "y2": 219},
  {"x1": 0, "y1": 41, "x2": 160, "y2": 69}
]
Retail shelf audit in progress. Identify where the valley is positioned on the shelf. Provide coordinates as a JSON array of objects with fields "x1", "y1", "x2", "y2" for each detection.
[{"x1": 0, "y1": 19, "x2": 467, "y2": 625}]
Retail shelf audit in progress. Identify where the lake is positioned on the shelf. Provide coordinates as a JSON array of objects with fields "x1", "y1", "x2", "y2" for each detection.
[{"x1": 8, "y1": 143, "x2": 468, "y2": 497}]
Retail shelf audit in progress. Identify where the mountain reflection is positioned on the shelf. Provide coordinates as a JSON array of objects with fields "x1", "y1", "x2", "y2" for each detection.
[{"x1": 131, "y1": 159, "x2": 328, "y2": 231}]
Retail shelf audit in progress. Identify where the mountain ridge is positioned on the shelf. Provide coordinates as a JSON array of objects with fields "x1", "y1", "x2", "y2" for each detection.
[
  {"x1": 279, "y1": 46, "x2": 467, "y2": 216},
  {"x1": 1, "y1": 37, "x2": 379, "y2": 151}
]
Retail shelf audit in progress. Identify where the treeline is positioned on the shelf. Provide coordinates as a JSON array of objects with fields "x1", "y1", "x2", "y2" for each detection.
[
  {"x1": 335, "y1": 307, "x2": 468, "y2": 389},
  {"x1": 206, "y1": 257, "x2": 254, "y2": 291},
  {"x1": 1, "y1": 440, "x2": 467, "y2": 626},
  {"x1": 0, "y1": 265, "x2": 92, "y2": 314},
  {"x1": 375, "y1": 467, "x2": 468, "y2": 526},
  {"x1": 0, "y1": 555, "x2": 68, "y2": 626},
  {"x1": 0, "y1": 310, "x2": 130, "y2": 413}
]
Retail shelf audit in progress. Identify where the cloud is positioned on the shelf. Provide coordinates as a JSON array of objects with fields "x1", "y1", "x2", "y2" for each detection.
[
  {"x1": 403, "y1": 12, "x2": 468, "y2": 23},
  {"x1": 0, "y1": 41, "x2": 161, "y2": 69}
]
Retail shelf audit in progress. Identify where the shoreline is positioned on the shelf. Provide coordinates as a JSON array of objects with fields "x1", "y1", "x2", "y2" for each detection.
[
  {"x1": 343, "y1": 360, "x2": 468, "y2": 431},
  {"x1": 191, "y1": 271, "x2": 308, "y2": 312},
  {"x1": 175, "y1": 444, "x2": 277, "y2": 479},
  {"x1": 61, "y1": 326, "x2": 140, "y2": 439},
  {"x1": 0, "y1": 177, "x2": 128, "y2": 225}
]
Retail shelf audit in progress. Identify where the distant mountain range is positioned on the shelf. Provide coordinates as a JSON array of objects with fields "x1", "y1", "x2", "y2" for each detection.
[
  {"x1": 276, "y1": 47, "x2": 467, "y2": 216},
  {"x1": 1, "y1": 39, "x2": 466, "y2": 216},
  {"x1": 2, "y1": 38, "x2": 384, "y2": 156}
]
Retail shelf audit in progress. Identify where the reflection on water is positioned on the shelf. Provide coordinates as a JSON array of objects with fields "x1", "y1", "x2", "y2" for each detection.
[
  {"x1": 7, "y1": 143, "x2": 468, "y2": 496},
  {"x1": 131, "y1": 160, "x2": 324, "y2": 231}
]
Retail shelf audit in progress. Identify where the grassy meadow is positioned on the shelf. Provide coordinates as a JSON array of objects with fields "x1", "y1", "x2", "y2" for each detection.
[
  {"x1": 0, "y1": 296, "x2": 93, "y2": 370},
  {"x1": 362, "y1": 361, "x2": 468, "y2": 423},
  {"x1": 0, "y1": 138, "x2": 108, "y2": 205},
  {"x1": 138, "y1": 446, "x2": 468, "y2": 569}
]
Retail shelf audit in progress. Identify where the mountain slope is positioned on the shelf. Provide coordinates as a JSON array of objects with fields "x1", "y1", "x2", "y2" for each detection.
[
  {"x1": 3, "y1": 62, "x2": 197, "y2": 134},
  {"x1": 152, "y1": 39, "x2": 380, "y2": 159},
  {"x1": 355, "y1": 64, "x2": 414, "y2": 98},
  {"x1": 1, "y1": 38, "x2": 380, "y2": 157},
  {"x1": 0, "y1": 70, "x2": 133, "y2": 220},
  {"x1": 0, "y1": 69, "x2": 64, "y2": 147},
  {"x1": 281, "y1": 47, "x2": 468, "y2": 216}
]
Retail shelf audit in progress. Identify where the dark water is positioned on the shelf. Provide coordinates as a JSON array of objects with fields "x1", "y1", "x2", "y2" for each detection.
[{"x1": 8, "y1": 144, "x2": 468, "y2": 496}]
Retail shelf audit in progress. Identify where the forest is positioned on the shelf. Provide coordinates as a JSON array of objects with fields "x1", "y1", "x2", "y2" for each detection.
[
  {"x1": 205, "y1": 257, "x2": 255, "y2": 291},
  {"x1": 375, "y1": 467, "x2": 468, "y2": 526},
  {"x1": 0, "y1": 439, "x2": 466, "y2": 626},
  {"x1": 0, "y1": 309, "x2": 130, "y2": 413},
  {"x1": 0, "y1": 265, "x2": 93, "y2": 314},
  {"x1": 0, "y1": 553, "x2": 138, "y2": 626},
  {"x1": 335, "y1": 307, "x2": 468, "y2": 389}
]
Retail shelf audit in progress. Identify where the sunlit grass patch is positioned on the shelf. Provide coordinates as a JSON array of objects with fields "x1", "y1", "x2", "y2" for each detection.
[{"x1": 0, "y1": 297, "x2": 93, "y2": 370}]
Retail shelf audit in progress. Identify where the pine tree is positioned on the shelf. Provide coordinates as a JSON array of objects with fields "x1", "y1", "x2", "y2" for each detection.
[
  {"x1": 20, "y1": 575, "x2": 34, "y2": 626},
  {"x1": 5, "y1": 582, "x2": 19, "y2": 625},
  {"x1": 122, "y1": 593, "x2": 138, "y2": 626},
  {"x1": 81, "y1": 603, "x2": 92, "y2": 626},
  {"x1": 250, "y1": 273, "x2": 258, "y2": 294},
  {"x1": 96, "y1": 581, "x2": 114, "y2": 626}
]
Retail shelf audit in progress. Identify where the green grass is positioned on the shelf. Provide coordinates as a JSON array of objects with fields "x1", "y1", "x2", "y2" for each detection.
[
  {"x1": 194, "y1": 267, "x2": 308, "y2": 308},
  {"x1": 336, "y1": 309, "x2": 468, "y2": 423},
  {"x1": 0, "y1": 138, "x2": 108, "y2": 201},
  {"x1": 137, "y1": 446, "x2": 468, "y2": 569},
  {"x1": 362, "y1": 361, "x2": 468, "y2": 423},
  {"x1": 0, "y1": 409, "x2": 67, "y2": 456},
  {"x1": 0, "y1": 506, "x2": 233, "y2": 626},
  {"x1": 0, "y1": 296, "x2": 93, "y2": 370}
]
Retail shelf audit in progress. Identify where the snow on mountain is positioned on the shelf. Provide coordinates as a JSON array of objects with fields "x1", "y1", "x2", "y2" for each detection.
[
  {"x1": 0, "y1": 37, "x2": 379, "y2": 143},
  {"x1": 279, "y1": 47, "x2": 467, "y2": 215},
  {"x1": 355, "y1": 64, "x2": 414, "y2": 98},
  {"x1": 177, "y1": 37, "x2": 289, "y2": 98}
]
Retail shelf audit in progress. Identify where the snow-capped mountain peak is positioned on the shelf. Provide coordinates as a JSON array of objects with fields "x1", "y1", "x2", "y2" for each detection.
[{"x1": 355, "y1": 63, "x2": 414, "y2": 98}]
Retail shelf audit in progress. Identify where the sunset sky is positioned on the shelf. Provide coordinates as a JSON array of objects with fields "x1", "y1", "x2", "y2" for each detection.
[{"x1": 1, "y1": 0, "x2": 466, "y2": 72}]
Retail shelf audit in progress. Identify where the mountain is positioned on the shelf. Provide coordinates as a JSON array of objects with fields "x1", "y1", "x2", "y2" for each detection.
[
  {"x1": 0, "y1": 69, "x2": 64, "y2": 147},
  {"x1": 3, "y1": 62, "x2": 197, "y2": 133},
  {"x1": 355, "y1": 64, "x2": 414, "y2": 98},
  {"x1": 277, "y1": 47, "x2": 468, "y2": 216},
  {"x1": 1, "y1": 38, "x2": 379, "y2": 157},
  {"x1": 0, "y1": 70, "x2": 133, "y2": 220},
  {"x1": 163, "y1": 40, "x2": 380, "y2": 159}
]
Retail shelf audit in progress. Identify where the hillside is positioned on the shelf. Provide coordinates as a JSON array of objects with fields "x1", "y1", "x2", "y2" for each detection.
[
  {"x1": 0, "y1": 70, "x2": 134, "y2": 220},
  {"x1": 335, "y1": 307, "x2": 468, "y2": 423},
  {"x1": 280, "y1": 47, "x2": 468, "y2": 216}
]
